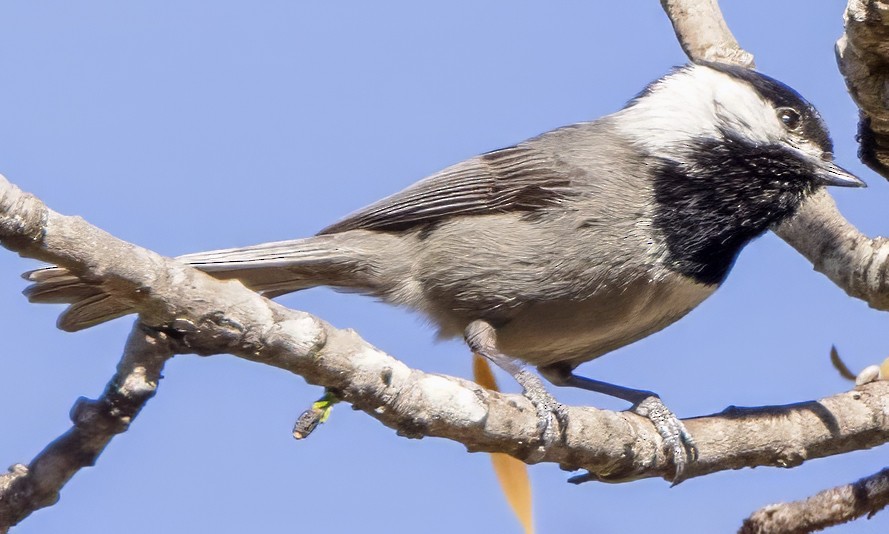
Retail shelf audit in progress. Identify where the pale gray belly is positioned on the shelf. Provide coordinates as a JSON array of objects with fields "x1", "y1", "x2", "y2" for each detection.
[{"x1": 491, "y1": 274, "x2": 716, "y2": 368}]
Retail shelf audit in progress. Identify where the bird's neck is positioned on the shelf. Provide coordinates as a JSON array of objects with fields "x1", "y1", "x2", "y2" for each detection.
[{"x1": 651, "y1": 136, "x2": 818, "y2": 285}]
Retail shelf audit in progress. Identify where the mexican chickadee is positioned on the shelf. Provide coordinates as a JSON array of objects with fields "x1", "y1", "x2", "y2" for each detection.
[{"x1": 24, "y1": 62, "x2": 865, "y2": 479}]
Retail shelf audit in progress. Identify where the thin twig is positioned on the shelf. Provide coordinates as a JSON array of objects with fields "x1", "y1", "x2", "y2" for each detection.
[
  {"x1": 740, "y1": 467, "x2": 889, "y2": 534},
  {"x1": 0, "y1": 324, "x2": 172, "y2": 531}
]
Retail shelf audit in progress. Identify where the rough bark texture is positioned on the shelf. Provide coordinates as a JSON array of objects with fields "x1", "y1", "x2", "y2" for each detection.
[
  {"x1": 837, "y1": 0, "x2": 889, "y2": 179},
  {"x1": 660, "y1": 0, "x2": 755, "y2": 67},
  {"x1": 740, "y1": 468, "x2": 889, "y2": 534},
  {"x1": 774, "y1": 189, "x2": 889, "y2": 311},
  {"x1": 0, "y1": 324, "x2": 172, "y2": 532}
]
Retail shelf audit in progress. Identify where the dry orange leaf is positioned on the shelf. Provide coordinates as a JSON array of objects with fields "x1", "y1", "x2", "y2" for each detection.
[
  {"x1": 830, "y1": 345, "x2": 889, "y2": 382},
  {"x1": 473, "y1": 354, "x2": 534, "y2": 534},
  {"x1": 829, "y1": 345, "x2": 856, "y2": 381}
]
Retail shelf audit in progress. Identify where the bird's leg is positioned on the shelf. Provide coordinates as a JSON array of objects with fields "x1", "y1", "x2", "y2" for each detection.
[
  {"x1": 539, "y1": 363, "x2": 697, "y2": 485},
  {"x1": 464, "y1": 320, "x2": 566, "y2": 450}
]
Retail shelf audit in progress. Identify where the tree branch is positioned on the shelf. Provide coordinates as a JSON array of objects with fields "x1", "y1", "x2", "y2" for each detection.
[
  {"x1": 836, "y1": 0, "x2": 889, "y2": 179},
  {"x1": 2, "y1": 174, "x2": 889, "y2": 514},
  {"x1": 740, "y1": 467, "x2": 889, "y2": 534},
  {"x1": 660, "y1": 0, "x2": 755, "y2": 67},
  {"x1": 774, "y1": 189, "x2": 889, "y2": 311},
  {"x1": 0, "y1": 323, "x2": 172, "y2": 532}
]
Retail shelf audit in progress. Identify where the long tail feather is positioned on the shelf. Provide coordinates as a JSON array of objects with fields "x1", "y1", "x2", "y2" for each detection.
[{"x1": 23, "y1": 234, "x2": 376, "y2": 331}]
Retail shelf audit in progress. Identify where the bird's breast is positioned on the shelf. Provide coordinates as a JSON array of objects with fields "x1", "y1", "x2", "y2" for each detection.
[{"x1": 494, "y1": 272, "x2": 716, "y2": 368}]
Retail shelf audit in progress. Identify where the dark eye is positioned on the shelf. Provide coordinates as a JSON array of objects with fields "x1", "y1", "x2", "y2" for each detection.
[{"x1": 777, "y1": 107, "x2": 801, "y2": 130}]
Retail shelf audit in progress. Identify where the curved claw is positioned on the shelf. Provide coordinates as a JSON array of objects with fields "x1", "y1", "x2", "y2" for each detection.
[
  {"x1": 514, "y1": 369, "x2": 567, "y2": 454},
  {"x1": 465, "y1": 320, "x2": 566, "y2": 454},
  {"x1": 633, "y1": 396, "x2": 698, "y2": 485}
]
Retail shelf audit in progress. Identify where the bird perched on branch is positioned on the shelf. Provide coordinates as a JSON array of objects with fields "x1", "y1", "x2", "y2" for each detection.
[{"x1": 24, "y1": 62, "x2": 864, "y2": 480}]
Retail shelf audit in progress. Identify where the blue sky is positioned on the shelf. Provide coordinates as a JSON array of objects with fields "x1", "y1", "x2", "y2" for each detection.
[{"x1": 1, "y1": 2, "x2": 887, "y2": 533}]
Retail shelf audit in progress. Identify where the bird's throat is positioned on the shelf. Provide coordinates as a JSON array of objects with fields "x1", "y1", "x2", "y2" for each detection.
[{"x1": 652, "y1": 137, "x2": 817, "y2": 285}]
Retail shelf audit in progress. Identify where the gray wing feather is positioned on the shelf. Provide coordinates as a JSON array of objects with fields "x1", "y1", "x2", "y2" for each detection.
[{"x1": 317, "y1": 144, "x2": 578, "y2": 235}]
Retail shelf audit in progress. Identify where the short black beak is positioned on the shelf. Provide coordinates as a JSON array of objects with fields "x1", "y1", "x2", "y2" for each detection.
[{"x1": 814, "y1": 157, "x2": 867, "y2": 188}]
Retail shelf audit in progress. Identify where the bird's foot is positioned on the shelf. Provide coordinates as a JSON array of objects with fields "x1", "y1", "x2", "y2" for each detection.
[
  {"x1": 464, "y1": 320, "x2": 566, "y2": 456},
  {"x1": 513, "y1": 369, "x2": 567, "y2": 456},
  {"x1": 632, "y1": 395, "x2": 697, "y2": 485}
]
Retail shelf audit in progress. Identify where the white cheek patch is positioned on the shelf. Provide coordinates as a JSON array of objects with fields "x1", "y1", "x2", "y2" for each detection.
[
  {"x1": 710, "y1": 78, "x2": 784, "y2": 145},
  {"x1": 615, "y1": 72, "x2": 720, "y2": 151},
  {"x1": 615, "y1": 65, "x2": 784, "y2": 155}
]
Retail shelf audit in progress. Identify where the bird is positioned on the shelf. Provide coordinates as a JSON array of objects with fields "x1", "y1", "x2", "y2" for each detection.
[{"x1": 23, "y1": 62, "x2": 865, "y2": 481}]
